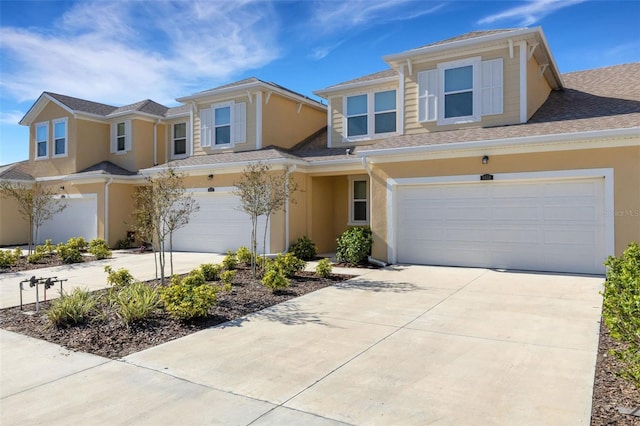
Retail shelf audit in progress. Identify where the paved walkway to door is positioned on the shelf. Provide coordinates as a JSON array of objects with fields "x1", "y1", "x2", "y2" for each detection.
[{"x1": 1, "y1": 265, "x2": 604, "y2": 425}]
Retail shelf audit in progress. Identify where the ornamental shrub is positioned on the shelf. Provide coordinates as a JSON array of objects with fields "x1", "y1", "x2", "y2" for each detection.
[
  {"x1": 315, "y1": 258, "x2": 333, "y2": 278},
  {"x1": 235, "y1": 246, "x2": 252, "y2": 265},
  {"x1": 88, "y1": 238, "x2": 112, "y2": 259},
  {"x1": 289, "y1": 236, "x2": 317, "y2": 261},
  {"x1": 222, "y1": 250, "x2": 237, "y2": 270},
  {"x1": 336, "y1": 226, "x2": 372, "y2": 265},
  {"x1": 161, "y1": 272, "x2": 217, "y2": 320},
  {"x1": 602, "y1": 242, "x2": 640, "y2": 387},
  {"x1": 57, "y1": 243, "x2": 83, "y2": 264},
  {"x1": 200, "y1": 263, "x2": 222, "y2": 281},
  {"x1": 0, "y1": 248, "x2": 21, "y2": 267},
  {"x1": 112, "y1": 282, "x2": 160, "y2": 326},
  {"x1": 47, "y1": 288, "x2": 98, "y2": 328},
  {"x1": 220, "y1": 269, "x2": 236, "y2": 291},
  {"x1": 104, "y1": 266, "x2": 135, "y2": 289},
  {"x1": 66, "y1": 237, "x2": 88, "y2": 252},
  {"x1": 27, "y1": 253, "x2": 43, "y2": 264},
  {"x1": 272, "y1": 252, "x2": 306, "y2": 278},
  {"x1": 261, "y1": 267, "x2": 289, "y2": 292},
  {"x1": 36, "y1": 239, "x2": 56, "y2": 256}
]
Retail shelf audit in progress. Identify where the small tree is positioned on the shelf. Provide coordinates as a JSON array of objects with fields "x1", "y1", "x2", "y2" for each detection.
[
  {"x1": 132, "y1": 168, "x2": 198, "y2": 283},
  {"x1": 0, "y1": 181, "x2": 67, "y2": 254},
  {"x1": 234, "y1": 163, "x2": 297, "y2": 277}
]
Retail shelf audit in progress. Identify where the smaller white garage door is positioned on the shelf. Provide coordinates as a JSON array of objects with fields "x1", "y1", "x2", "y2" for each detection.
[
  {"x1": 395, "y1": 177, "x2": 607, "y2": 274},
  {"x1": 38, "y1": 195, "x2": 98, "y2": 244},
  {"x1": 172, "y1": 191, "x2": 269, "y2": 253}
]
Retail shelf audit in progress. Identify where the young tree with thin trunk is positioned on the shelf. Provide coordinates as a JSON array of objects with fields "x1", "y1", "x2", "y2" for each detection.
[
  {"x1": 234, "y1": 162, "x2": 297, "y2": 277},
  {"x1": 0, "y1": 181, "x2": 67, "y2": 254}
]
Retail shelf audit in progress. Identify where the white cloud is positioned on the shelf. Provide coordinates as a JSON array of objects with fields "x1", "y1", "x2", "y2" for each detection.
[
  {"x1": 309, "y1": 41, "x2": 345, "y2": 61},
  {"x1": 0, "y1": 110, "x2": 25, "y2": 125},
  {"x1": 0, "y1": 0, "x2": 281, "y2": 106},
  {"x1": 478, "y1": 0, "x2": 585, "y2": 26}
]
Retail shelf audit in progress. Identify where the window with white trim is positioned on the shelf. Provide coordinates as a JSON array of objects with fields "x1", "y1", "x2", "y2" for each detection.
[
  {"x1": 110, "y1": 120, "x2": 131, "y2": 153},
  {"x1": 172, "y1": 122, "x2": 188, "y2": 158},
  {"x1": 35, "y1": 121, "x2": 48, "y2": 159},
  {"x1": 418, "y1": 57, "x2": 503, "y2": 126},
  {"x1": 53, "y1": 118, "x2": 67, "y2": 157},
  {"x1": 344, "y1": 90, "x2": 396, "y2": 140},
  {"x1": 348, "y1": 176, "x2": 369, "y2": 225},
  {"x1": 200, "y1": 101, "x2": 246, "y2": 149}
]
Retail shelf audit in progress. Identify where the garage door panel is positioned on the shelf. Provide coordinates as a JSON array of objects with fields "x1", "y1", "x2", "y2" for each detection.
[
  {"x1": 396, "y1": 178, "x2": 606, "y2": 274},
  {"x1": 38, "y1": 196, "x2": 97, "y2": 244}
]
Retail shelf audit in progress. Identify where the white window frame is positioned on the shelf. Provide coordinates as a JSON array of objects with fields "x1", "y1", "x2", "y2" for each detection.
[
  {"x1": 52, "y1": 117, "x2": 68, "y2": 158},
  {"x1": 111, "y1": 120, "x2": 131, "y2": 154},
  {"x1": 35, "y1": 121, "x2": 49, "y2": 159},
  {"x1": 343, "y1": 90, "x2": 397, "y2": 142},
  {"x1": 437, "y1": 57, "x2": 481, "y2": 126},
  {"x1": 348, "y1": 175, "x2": 369, "y2": 225},
  {"x1": 213, "y1": 101, "x2": 234, "y2": 147},
  {"x1": 171, "y1": 121, "x2": 189, "y2": 159}
]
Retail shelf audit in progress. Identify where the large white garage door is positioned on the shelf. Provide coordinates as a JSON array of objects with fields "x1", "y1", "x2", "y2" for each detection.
[
  {"x1": 396, "y1": 178, "x2": 606, "y2": 274},
  {"x1": 38, "y1": 195, "x2": 98, "y2": 244},
  {"x1": 172, "y1": 191, "x2": 269, "y2": 253}
]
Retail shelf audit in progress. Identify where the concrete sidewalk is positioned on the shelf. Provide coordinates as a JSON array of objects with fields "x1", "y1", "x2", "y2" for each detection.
[{"x1": 0, "y1": 265, "x2": 603, "y2": 425}]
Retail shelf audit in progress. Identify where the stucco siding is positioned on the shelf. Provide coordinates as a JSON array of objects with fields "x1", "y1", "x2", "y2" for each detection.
[
  {"x1": 108, "y1": 183, "x2": 136, "y2": 246},
  {"x1": 27, "y1": 102, "x2": 76, "y2": 177},
  {"x1": 0, "y1": 196, "x2": 30, "y2": 246},
  {"x1": 262, "y1": 93, "x2": 326, "y2": 149},
  {"x1": 75, "y1": 119, "x2": 110, "y2": 172},
  {"x1": 527, "y1": 55, "x2": 552, "y2": 120}
]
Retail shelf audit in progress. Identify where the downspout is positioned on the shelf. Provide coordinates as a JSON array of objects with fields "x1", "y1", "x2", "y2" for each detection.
[
  {"x1": 104, "y1": 178, "x2": 114, "y2": 246},
  {"x1": 361, "y1": 157, "x2": 388, "y2": 267},
  {"x1": 284, "y1": 164, "x2": 296, "y2": 253},
  {"x1": 153, "y1": 119, "x2": 160, "y2": 165}
]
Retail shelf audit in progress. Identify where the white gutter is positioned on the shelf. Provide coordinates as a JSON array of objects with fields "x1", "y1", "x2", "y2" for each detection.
[
  {"x1": 358, "y1": 127, "x2": 640, "y2": 159},
  {"x1": 361, "y1": 157, "x2": 388, "y2": 267},
  {"x1": 153, "y1": 119, "x2": 160, "y2": 166},
  {"x1": 313, "y1": 76, "x2": 399, "y2": 98},
  {"x1": 284, "y1": 165, "x2": 296, "y2": 253},
  {"x1": 104, "y1": 178, "x2": 113, "y2": 245}
]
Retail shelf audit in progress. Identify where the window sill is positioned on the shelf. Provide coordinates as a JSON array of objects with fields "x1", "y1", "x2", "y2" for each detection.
[
  {"x1": 347, "y1": 221, "x2": 369, "y2": 227},
  {"x1": 171, "y1": 154, "x2": 188, "y2": 160},
  {"x1": 342, "y1": 132, "x2": 396, "y2": 143},
  {"x1": 34, "y1": 156, "x2": 49, "y2": 161},
  {"x1": 52, "y1": 154, "x2": 68, "y2": 159}
]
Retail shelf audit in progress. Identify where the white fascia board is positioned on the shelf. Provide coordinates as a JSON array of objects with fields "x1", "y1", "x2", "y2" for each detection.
[
  {"x1": 36, "y1": 174, "x2": 143, "y2": 184},
  {"x1": 359, "y1": 127, "x2": 640, "y2": 162},
  {"x1": 20, "y1": 93, "x2": 75, "y2": 126},
  {"x1": 141, "y1": 158, "x2": 309, "y2": 177},
  {"x1": 106, "y1": 111, "x2": 165, "y2": 121},
  {"x1": 535, "y1": 27, "x2": 564, "y2": 88},
  {"x1": 164, "y1": 111, "x2": 190, "y2": 119},
  {"x1": 313, "y1": 76, "x2": 398, "y2": 98},
  {"x1": 383, "y1": 27, "x2": 539, "y2": 63}
]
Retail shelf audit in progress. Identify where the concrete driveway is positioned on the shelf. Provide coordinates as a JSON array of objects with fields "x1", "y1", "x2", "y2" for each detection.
[{"x1": 1, "y1": 265, "x2": 603, "y2": 425}]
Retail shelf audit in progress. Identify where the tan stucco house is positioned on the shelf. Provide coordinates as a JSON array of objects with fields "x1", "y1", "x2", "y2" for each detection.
[{"x1": 1, "y1": 27, "x2": 638, "y2": 275}]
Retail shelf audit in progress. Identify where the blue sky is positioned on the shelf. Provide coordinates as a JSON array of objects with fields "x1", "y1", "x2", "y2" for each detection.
[{"x1": 1, "y1": 0, "x2": 638, "y2": 165}]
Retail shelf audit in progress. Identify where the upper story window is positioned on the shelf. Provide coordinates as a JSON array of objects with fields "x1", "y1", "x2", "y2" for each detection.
[
  {"x1": 110, "y1": 120, "x2": 131, "y2": 153},
  {"x1": 348, "y1": 175, "x2": 369, "y2": 225},
  {"x1": 35, "y1": 122, "x2": 48, "y2": 159},
  {"x1": 200, "y1": 101, "x2": 246, "y2": 149},
  {"x1": 52, "y1": 118, "x2": 68, "y2": 157},
  {"x1": 172, "y1": 122, "x2": 188, "y2": 158},
  {"x1": 344, "y1": 90, "x2": 396, "y2": 141},
  {"x1": 418, "y1": 57, "x2": 503, "y2": 126}
]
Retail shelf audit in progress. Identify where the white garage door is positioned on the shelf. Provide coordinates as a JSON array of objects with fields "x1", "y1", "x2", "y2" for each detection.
[
  {"x1": 396, "y1": 178, "x2": 606, "y2": 274},
  {"x1": 38, "y1": 195, "x2": 98, "y2": 244},
  {"x1": 172, "y1": 191, "x2": 269, "y2": 253}
]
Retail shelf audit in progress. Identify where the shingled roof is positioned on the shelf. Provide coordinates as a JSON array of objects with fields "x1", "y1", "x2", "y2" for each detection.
[
  {"x1": 109, "y1": 99, "x2": 168, "y2": 117},
  {"x1": 45, "y1": 92, "x2": 117, "y2": 116},
  {"x1": 75, "y1": 161, "x2": 137, "y2": 176},
  {"x1": 0, "y1": 161, "x2": 34, "y2": 181}
]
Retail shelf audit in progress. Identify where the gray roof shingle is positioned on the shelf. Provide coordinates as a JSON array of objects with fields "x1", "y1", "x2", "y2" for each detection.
[
  {"x1": 0, "y1": 161, "x2": 34, "y2": 181},
  {"x1": 109, "y1": 99, "x2": 169, "y2": 117},
  {"x1": 45, "y1": 92, "x2": 117, "y2": 116},
  {"x1": 75, "y1": 161, "x2": 137, "y2": 176}
]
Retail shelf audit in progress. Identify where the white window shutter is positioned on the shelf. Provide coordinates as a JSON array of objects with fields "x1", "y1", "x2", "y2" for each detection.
[
  {"x1": 418, "y1": 69, "x2": 437, "y2": 122},
  {"x1": 110, "y1": 123, "x2": 116, "y2": 153},
  {"x1": 200, "y1": 108, "x2": 212, "y2": 147},
  {"x1": 124, "y1": 120, "x2": 132, "y2": 151},
  {"x1": 233, "y1": 102, "x2": 246, "y2": 143},
  {"x1": 481, "y1": 58, "x2": 503, "y2": 115}
]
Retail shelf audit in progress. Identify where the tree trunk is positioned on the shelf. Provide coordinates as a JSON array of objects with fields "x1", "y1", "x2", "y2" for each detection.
[{"x1": 169, "y1": 231, "x2": 174, "y2": 277}]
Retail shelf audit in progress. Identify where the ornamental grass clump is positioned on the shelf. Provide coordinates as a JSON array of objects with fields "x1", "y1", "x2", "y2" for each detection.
[
  {"x1": 111, "y1": 282, "x2": 160, "y2": 326},
  {"x1": 47, "y1": 288, "x2": 98, "y2": 328},
  {"x1": 601, "y1": 241, "x2": 640, "y2": 388}
]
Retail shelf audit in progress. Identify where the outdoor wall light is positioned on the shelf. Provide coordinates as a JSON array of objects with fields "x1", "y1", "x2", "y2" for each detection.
[
  {"x1": 207, "y1": 187, "x2": 215, "y2": 192},
  {"x1": 482, "y1": 155, "x2": 489, "y2": 164},
  {"x1": 59, "y1": 185, "x2": 65, "y2": 190},
  {"x1": 207, "y1": 174, "x2": 214, "y2": 180}
]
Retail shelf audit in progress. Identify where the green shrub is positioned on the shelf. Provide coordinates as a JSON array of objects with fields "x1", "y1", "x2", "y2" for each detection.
[
  {"x1": 200, "y1": 263, "x2": 222, "y2": 281},
  {"x1": 0, "y1": 248, "x2": 20, "y2": 267},
  {"x1": 261, "y1": 267, "x2": 290, "y2": 292},
  {"x1": 602, "y1": 242, "x2": 640, "y2": 387},
  {"x1": 104, "y1": 266, "x2": 135, "y2": 288},
  {"x1": 160, "y1": 273, "x2": 217, "y2": 320},
  {"x1": 112, "y1": 283, "x2": 160, "y2": 326},
  {"x1": 221, "y1": 269, "x2": 236, "y2": 287},
  {"x1": 66, "y1": 237, "x2": 88, "y2": 251},
  {"x1": 88, "y1": 238, "x2": 112, "y2": 259},
  {"x1": 57, "y1": 243, "x2": 83, "y2": 264},
  {"x1": 222, "y1": 250, "x2": 237, "y2": 270},
  {"x1": 289, "y1": 236, "x2": 317, "y2": 261},
  {"x1": 116, "y1": 238, "x2": 132, "y2": 249},
  {"x1": 315, "y1": 258, "x2": 333, "y2": 278},
  {"x1": 47, "y1": 288, "x2": 98, "y2": 328},
  {"x1": 272, "y1": 252, "x2": 306, "y2": 278},
  {"x1": 336, "y1": 226, "x2": 372, "y2": 265},
  {"x1": 35, "y1": 239, "x2": 56, "y2": 256},
  {"x1": 236, "y1": 246, "x2": 252, "y2": 265},
  {"x1": 27, "y1": 253, "x2": 43, "y2": 264}
]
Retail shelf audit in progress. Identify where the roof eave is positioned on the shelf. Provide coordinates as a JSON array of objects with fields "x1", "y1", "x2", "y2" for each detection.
[{"x1": 313, "y1": 76, "x2": 399, "y2": 98}]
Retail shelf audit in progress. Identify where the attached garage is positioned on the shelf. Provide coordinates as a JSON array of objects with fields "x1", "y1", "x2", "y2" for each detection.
[
  {"x1": 172, "y1": 190, "x2": 269, "y2": 253},
  {"x1": 38, "y1": 194, "x2": 98, "y2": 244},
  {"x1": 391, "y1": 170, "x2": 613, "y2": 274}
]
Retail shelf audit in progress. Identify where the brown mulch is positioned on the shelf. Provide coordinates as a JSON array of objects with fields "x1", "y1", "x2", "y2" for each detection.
[
  {"x1": 591, "y1": 321, "x2": 640, "y2": 425},
  {"x1": 0, "y1": 268, "x2": 350, "y2": 359},
  {"x1": 0, "y1": 254, "x2": 97, "y2": 274}
]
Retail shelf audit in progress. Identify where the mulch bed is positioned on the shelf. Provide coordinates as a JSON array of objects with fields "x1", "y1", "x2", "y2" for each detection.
[
  {"x1": 0, "y1": 261, "x2": 638, "y2": 423},
  {"x1": 0, "y1": 268, "x2": 349, "y2": 359},
  {"x1": 0, "y1": 254, "x2": 97, "y2": 274}
]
